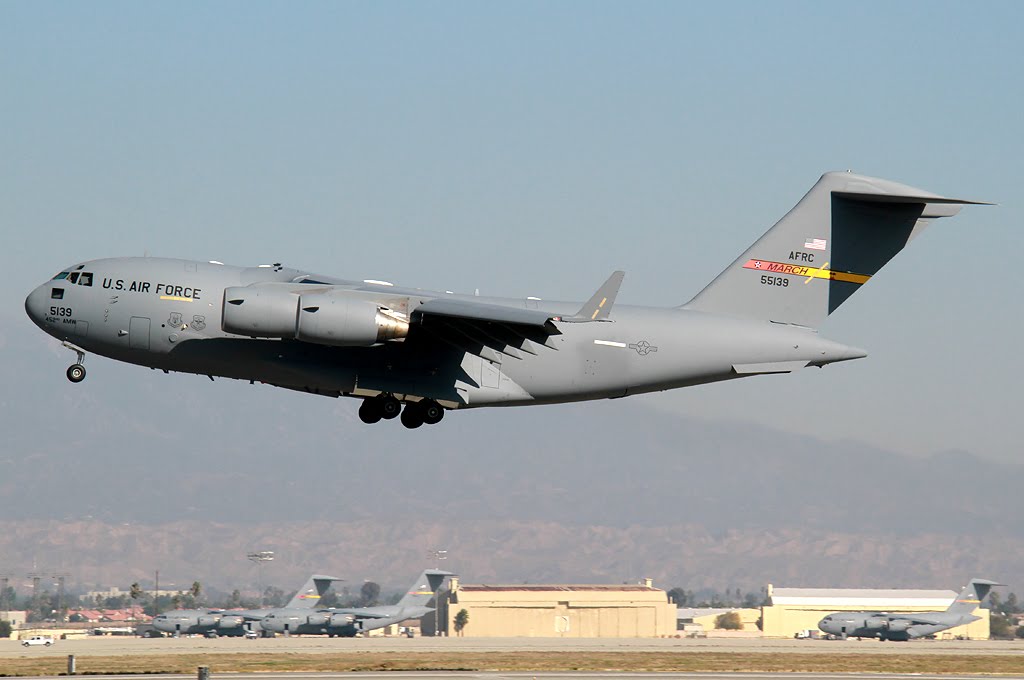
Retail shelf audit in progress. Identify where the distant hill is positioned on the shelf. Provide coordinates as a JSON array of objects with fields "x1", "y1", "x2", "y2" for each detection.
[{"x1": 2, "y1": 321, "x2": 1021, "y2": 594}]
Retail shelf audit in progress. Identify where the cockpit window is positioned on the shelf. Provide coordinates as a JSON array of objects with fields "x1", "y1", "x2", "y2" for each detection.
[
  {"x1": 51, "y1": 288, "x2": 64, "y2": 299},
  {"x1": 67, "y1": 272, "x2": 80, "y2": 284},
  {"x1": 79, "y1": 272, "x2": 93, "y2": 286},
  {"x1": 52, "y1": 272, "x2": 69, "y2": 280}
]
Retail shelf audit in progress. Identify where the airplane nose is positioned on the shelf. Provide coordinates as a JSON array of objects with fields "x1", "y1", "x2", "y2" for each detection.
[{"x1": 24, "y1": 285, "x2": 47, "y2": 329}]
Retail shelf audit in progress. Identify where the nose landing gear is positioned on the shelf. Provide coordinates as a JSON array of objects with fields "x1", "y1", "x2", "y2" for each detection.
[{"x1": 62, "y1": 341, "x2": 87, "y2": 383}]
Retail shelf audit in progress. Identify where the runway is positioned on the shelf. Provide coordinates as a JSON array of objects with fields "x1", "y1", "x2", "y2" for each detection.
[
  {"x1": 4, "y1": 637, "x2": 1024, "y2": 678},
  {"x1": 4, "y1": 635, "x2": 1024, "y2": 657},
  {"x1": 13, "y1": 673, "x2": 1024, "y2": 680}
]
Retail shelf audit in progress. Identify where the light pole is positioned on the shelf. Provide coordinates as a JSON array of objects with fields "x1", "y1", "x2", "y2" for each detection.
[
  {"x1": 247, "y1": 551, "x2": 274, "y2": 607},
  {"x1": 428, "y1": 549, "x2": 447, "y2": 636}
]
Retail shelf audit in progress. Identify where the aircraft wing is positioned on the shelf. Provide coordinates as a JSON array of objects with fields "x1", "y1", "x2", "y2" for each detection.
[
  {"x1": 328, "y1": 607, "x2": 396, "y2": 619},
  {"x1": 413, "y1": 298, "x2": 557, "y2": 328},
  {"x1": 886, "y1": 612, "x2": 966, "y2": 626},
  {"x1": 411, "y1": 272, "x2": 623, "y2": 365}
]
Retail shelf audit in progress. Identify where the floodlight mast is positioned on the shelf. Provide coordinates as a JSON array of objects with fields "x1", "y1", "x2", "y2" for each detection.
[{"x1": 247, "y1": 551, "x2": 275, "y2": 607}]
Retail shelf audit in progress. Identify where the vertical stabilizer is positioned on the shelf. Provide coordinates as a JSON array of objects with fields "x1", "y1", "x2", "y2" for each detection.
[
  {"x1": 944, "y1": 578, "x2": 1002, "y2": 617},
  {"x1": 395, "y1": 569, "x2": 453, "y2": 608},
  {"x1": 684, "y1": 172, "x2": 986, "y2": 327},
  {"x1": 285, "y1": 574, "x2": 342, "y2": 609}
]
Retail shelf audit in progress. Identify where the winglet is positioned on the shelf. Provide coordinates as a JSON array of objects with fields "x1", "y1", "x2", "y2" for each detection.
[{"x1": 570, "y1": 271, "x2": 624, "y2": 322}]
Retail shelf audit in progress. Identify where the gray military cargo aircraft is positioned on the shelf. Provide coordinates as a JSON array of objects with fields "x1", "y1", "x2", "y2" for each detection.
[
  {"x1": 24, "y1": 172, "x2": 985, "y2": 428},
  {"x1": 817, "y1": 578, "x2": 1002, "y2": 641},
  {"x1": 151, "y1": 574, "x2": 340, "y2": 637},
  {"x1": 259, "y1": 569, "x2": 451, "y2": 637}
]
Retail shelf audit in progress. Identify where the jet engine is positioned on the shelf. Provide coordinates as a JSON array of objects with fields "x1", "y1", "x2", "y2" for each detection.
[
  {"x1": 305, "y1": 612, "x2": 331, "y2": 627},
  {"x1": 218, "y1": 615, "x2": 245, "y2": 629},
  {"x1": 295, "y1": 292, "x2": 408, "y2": 346},
  {"x1": 863, "y1": 617, "x2": 888, "y2": 630},
  {"x1": 222, "y1": 287, "x2": 408, "y2": 346},
  {"x1": 222, "y1": 287, "x2": 299, "y2": 337},
  {"x1": 329, "y1": 613, "x2": 356, "y2": 627},
  {"x1": 197, "y1": 615, "x2": 220, "y2": 627},
  {"x1": 885, "y1": 620, "x2": 911, "y2": 633}
]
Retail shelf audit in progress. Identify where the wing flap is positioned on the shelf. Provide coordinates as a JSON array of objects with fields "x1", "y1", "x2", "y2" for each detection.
[{"x1": 414, "y1": 298, "x2": 556, "y2": 327}]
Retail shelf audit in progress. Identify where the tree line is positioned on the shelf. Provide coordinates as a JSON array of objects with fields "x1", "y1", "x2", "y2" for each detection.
[{"x1": 0, "y1": 579, "x2": 390, "y2": 625}]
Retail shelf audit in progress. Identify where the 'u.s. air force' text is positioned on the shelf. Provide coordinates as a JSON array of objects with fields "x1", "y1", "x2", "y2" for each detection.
[{"x1": 102, "y1": 278, "x2": 202, "y2": 299}]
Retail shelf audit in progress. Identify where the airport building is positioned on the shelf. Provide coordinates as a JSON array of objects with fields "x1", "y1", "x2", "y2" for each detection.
[
  {"x1": 439, "y1": 577, "x2": 676, "y2": 638},
  {"x1": 760, "y1": 584, "x2": 991, "y2": 639}
]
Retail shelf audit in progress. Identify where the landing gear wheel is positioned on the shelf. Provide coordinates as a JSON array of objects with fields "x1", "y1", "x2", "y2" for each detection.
[
  {"x1": 358, "y1": 398, "x2": 383, "y2": 424},
  {"x1": 400, "y1": 403, "x2": 425, "y2": 429},
  {"x1": 380, "y1": 395, "x2": 401, "y2": 420},
  {"x1": 421, "y1": 400, "x2": 444, "y2": 425},
  {"x1": 66, "y1": 364, "x2": 86, "y2": 383}
]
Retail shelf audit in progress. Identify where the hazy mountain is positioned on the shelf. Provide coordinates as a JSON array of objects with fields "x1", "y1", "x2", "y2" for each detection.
[{"x1": 2, "y1": 320, "x2": 1021, "y2": 594}]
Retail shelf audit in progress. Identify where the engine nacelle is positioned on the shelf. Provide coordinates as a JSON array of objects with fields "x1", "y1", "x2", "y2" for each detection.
[
  {"x1": 296, "y1": 292, "x2": 408, "y2": 347},
  {"x1": 305, "y1": 612, "x2": 330, "y2": 627},
  {"x1": 329, "y1": 612, "x2": 357, "y2": 628},
  {"x1": 864, "y1": 617, "x2": 888, "y2": 630},
  {"x1": 222, "y1": 286, "x2": 298, "y2": 338},
  {"x1": 197, "y1": 615, "x2": 219, "y2": 627},
  {"x1": 885, "y1": 619, "x2": 911, "y2": 633},
  {"x1": 222, "y1": 287, "x2": 408, "y2": 347},
  {"x1": 218, "y1": 615, "x2": 245, "y2": 629}
]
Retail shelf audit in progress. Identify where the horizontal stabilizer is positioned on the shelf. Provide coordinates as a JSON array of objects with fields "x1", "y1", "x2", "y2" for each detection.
[{"x1": 733, "y1": 360, "x2": 809, "y2": 375}]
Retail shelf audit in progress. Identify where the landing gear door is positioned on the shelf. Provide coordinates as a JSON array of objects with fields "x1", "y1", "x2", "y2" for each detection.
[{"x1": 129, "y1": 316, "x2": 150, "y2": 350}]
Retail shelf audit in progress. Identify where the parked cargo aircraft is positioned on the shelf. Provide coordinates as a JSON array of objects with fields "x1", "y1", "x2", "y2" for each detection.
[
  {"x1": 25, "y1": 172, "x2": 985, "y2": 428},
  {"x1": 260, "y1": 569, "x2": 451, "y2": 636},
  {"x1": 817, "y1": 578, "x2": 1001, "y2": 641},
  {"x1": 151, "y1": 574, "x2": 340, "y2": 637}
]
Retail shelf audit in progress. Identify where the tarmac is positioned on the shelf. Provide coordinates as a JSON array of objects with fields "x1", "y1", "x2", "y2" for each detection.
[
  {"x1": 12, "y1": 674, "x2": 1024, "y2": 680},
  {"x1": 2, "y1": 635, "x2": 1023, "y2": 658}
]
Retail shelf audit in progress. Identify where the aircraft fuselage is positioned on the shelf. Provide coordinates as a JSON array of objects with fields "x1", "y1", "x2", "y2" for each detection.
[{"x1": 25, "y1": 256, "x2": 864, "y2": 424}]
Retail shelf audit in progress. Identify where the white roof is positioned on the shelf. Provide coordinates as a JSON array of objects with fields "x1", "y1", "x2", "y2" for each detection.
[
  {"x1": 770, "y1": 587, "x2": 956, "y2": 608},
  {"x1": 677, "y1": 607, "x2": 738, "y2": 619}
]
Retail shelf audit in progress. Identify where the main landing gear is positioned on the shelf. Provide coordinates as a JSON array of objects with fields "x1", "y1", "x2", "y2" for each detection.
[
  {"x1": 358, "y1": 395, "x2": 445, "y2": 428},
  {"x1": 62, "y1": 341, "x2": 87, "y2": 383}
]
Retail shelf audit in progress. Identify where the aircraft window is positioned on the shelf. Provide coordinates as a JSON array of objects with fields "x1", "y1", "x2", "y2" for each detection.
[
  {"x1": 79, "y1": 272, "x2": 93, "y2": 286},
  {"x1": 51, "y1": 288, "x2": 64, "y2": 299},
  {"x1": 51, "y1": 272, "x2": 69, "y2": 280},
  {"x1": 68, "y1": 272, "x2": 80, "y2": 284}
]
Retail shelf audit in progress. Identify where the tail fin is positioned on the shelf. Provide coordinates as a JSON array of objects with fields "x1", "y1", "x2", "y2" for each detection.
[
  {"x1": 395, "y1": 569, "x2": 453, "y2": 608},
  {"x1": 684, "y1": 171, "x2": 987, "y2": 327},
  {"x1": 945, "y1": 578, "x2": 1002, "y2": 617},
  {"x1": 285, "y1": 574, "x2": 342, "y2": 609}
]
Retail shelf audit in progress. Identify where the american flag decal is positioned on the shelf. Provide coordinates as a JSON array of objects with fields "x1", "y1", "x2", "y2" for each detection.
[{"x1": 804, "y1": 238, "x2": 827, "y2": 251}]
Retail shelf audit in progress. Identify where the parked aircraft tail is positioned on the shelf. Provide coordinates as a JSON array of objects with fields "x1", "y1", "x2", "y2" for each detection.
[
  {"x1": 944, "y1": 577, "x2": 1002, "y2": 617},
  {"x1": 684, "y1": 172, "x2": 987, "y2": 328},
  {"x1": 395, "y1": 569, "x2": 453, "y2": 609},
  {"x1": 286, "y1": 574, "x2": 342, "y2": 609}
]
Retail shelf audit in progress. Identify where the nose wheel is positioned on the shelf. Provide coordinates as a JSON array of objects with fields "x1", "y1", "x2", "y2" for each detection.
[{"x1": 62, "y1": 342, "x2": 87, "y2": 383}]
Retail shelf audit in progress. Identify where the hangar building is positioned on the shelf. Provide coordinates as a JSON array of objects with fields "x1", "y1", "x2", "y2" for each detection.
[
  {"x1": 761, "y1": 584, "x2": 990, "y2": 639},
  {"x1": 439, "y1": 577, "x2": 676, "y2": 638}
]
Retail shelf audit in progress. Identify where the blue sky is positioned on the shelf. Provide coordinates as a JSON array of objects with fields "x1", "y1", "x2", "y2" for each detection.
[{"x1": 3, "y1": 1, "x2": 1022, "y2": 460}]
